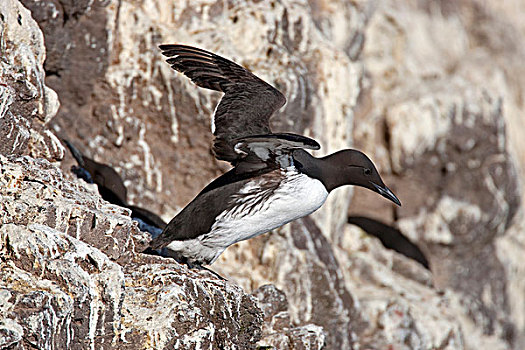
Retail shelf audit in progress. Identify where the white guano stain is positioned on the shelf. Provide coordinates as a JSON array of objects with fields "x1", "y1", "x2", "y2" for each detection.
[
  {"x1": 137, "y1": 123, "x2": 153, "y2": 187},
  {"x1": 0, "y1": 85, "x2": 13, "y2": 121}
]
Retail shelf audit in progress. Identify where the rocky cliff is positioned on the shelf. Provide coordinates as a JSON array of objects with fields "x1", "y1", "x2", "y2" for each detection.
[{"x1": 1, "y1": 0, "x2": 525, "y2": 349}]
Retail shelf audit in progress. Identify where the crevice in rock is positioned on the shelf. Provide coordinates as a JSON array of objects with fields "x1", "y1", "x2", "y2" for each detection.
[
  {"x1": 23, "y1": 176, "x2": 47, "y2": 188},
  {"x1": 62, "y1": 8, "x2": 69, "y2": 25},
  {"x1": 45, "y1": 69, "x2": 62, "y2": 78},
  {"x1": 348, "y1": 216, "x2": 429, "y2": 269},
  {"x1": 382, "y1": 115, "x2": 393, "y2": 172},
  {"x1": 381, "y1": 116, "x2": 401, "y2": 222}
]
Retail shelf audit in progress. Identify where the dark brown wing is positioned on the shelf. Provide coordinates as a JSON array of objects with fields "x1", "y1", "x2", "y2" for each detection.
[{"x1": 159, "y1": 44, "x2": 286, "y2": 163}]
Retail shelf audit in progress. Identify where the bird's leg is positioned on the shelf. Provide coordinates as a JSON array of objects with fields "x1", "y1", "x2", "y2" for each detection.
[{"x1": 187, "y1": 262, "x2": 227, "y2": 281}]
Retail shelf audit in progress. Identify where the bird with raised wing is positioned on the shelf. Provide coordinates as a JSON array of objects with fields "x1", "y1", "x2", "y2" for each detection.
[{"x1": 149, "y1": 45, "x2": 401, "y2": 270}]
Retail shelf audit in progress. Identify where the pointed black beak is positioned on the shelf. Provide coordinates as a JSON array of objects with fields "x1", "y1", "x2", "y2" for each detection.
[{"x1": 370, "y1": 182, "x2": 402, "y2": 206}]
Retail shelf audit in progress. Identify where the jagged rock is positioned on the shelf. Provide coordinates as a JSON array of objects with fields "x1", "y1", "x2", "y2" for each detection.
[
  {"x1": 120, "y1": 263, "x2": 263, "y2": 349},
  {"x1": 0, "y1": 155, "x2": 264, "y2": 349},
  {"x1": 216, "y1": 217, "x2": 360, "y2": 349},
  {"x1": 0, "y1": 223, "x2": 125, "y2": 349},
  {"x1": 495, "y1": 212, "x2": 525, "y2": 350},
  {"x1": 336, "y1": 224, "x2": 511, "y2": 350},
  {"x1": 0, "y1": 155, "x2": 147, "y2": 262},
  {"x1": 253, "y1": 284, "x2": 325, "y2": 349},
  {"x1": 0, "y1": 0, "x2": 61, "y2": 161}
]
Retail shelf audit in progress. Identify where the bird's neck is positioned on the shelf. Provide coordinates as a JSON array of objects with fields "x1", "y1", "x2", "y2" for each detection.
[{"x1": 292, "y1": 149, "x2": 339, "y2": 192}]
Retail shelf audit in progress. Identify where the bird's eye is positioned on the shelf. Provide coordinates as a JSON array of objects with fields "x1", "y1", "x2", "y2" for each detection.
[{"x1": 364, "y1": 168, "x2": 372, "y2": 176}]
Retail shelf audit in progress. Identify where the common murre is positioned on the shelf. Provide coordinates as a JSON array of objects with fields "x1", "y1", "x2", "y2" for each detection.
[
  {"x1": 63, "y1": 140, "x2": 167, "y2": 235},
  {"x1": 149, "y1": 45, "x2": 401, "y2": 270}
]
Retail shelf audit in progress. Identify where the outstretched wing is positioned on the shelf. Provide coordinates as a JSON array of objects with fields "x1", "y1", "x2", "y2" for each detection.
[{"x1": 159, "y1": 44, "x2": 287, "y2": 163}]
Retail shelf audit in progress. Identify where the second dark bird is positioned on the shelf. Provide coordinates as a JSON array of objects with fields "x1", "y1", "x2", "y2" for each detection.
[{"x1": 63, "y1": 140, "x2": 167, "y2": 235}]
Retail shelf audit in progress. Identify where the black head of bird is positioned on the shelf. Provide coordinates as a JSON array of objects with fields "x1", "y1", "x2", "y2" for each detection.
[{"x1": 293, "y1": 149, "x2": 401, "y2": 206}]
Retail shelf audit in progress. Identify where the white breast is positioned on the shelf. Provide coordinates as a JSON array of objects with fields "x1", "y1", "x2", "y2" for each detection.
[{"x1": 201, "y1": 168, "x2": 329, "y2": 250}]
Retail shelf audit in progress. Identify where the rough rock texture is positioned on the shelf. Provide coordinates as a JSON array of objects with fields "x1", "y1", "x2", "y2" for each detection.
[
  {"x1": 349, "y1": 0, "x2": 525, "y2": 348},
  {"x1": 335, "y1": 223, "x2": 512, "y2": 350},
  {"x1": 0, "y1": 155, "x2": 264, "y2": 349},
  {"x1": 0, "y1": 155, "x2": 143, "y2": 262},
  {"x1": 216, "y1": 217, "x2": 361, "y2": 349},
  {"x1": 253, "y1": 284, "x2": 325, "y2": 349},
  {"x1": 0, "y1": 0, "x2": 61, "y2": 161},
  {"x1": 3, "y1": 0, "x2": 525, "y2": 349}
]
